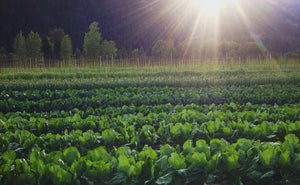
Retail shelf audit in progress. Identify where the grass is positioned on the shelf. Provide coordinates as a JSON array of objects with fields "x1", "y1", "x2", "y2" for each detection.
[
  {"x1": 0, "y1": 57, "x2": 299, "y2": 73},
  {"x1": 0, "y1": 58, "x2": 299, "y2": 90}
]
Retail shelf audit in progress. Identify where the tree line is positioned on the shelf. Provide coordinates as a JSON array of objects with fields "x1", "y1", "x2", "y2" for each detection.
[
  {"x1": 0, "y1": 21, "x2": 299, "y2": 61},
  {"x1": 0, "y1": 22, "x2": 118, "y2": 61}
]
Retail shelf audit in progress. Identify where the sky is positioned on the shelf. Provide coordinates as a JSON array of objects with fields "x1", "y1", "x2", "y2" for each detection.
[{"x1": 0, "y1": 0, "x2": 300, "y2": 53}]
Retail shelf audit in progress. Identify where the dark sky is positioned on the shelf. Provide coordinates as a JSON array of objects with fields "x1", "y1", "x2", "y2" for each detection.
[{"x1": 0, "y1": 0, "x2": 300, "y2": 53}]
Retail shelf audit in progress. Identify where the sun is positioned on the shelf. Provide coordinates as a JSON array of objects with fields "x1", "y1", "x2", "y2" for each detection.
[{"x1": 189, "y1": 0, "x2": 228, "y2": 15}]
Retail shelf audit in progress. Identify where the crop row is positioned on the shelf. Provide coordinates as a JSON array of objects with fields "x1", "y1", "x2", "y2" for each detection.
[
  {"x1": 0, "y1": 70, "x2": 294, "y2": 80},
  {"x1": 2, "y1": 85, "x2": 300, "y2": 101},
  {"x1": 1, "y1": 75, "x2": 299, "y2": 91},
  {"x1": 2, "y1": 102, "x2": 299, "y2": 120},
  {"x1": 1, "y1": 103, "x2": 299, "y2": 152},
  {"x1": 1, "y1": 85, "x2": 300, "y2": 113},
  {"x1": 1, "y1": 134, "x2": 299, "y2": 185},
  {"x1": 1, "y1": 119, "x2": 299, "y2": 155}
]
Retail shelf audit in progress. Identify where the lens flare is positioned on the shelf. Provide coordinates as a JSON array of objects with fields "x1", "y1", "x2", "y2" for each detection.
[{"x1": 189, "y1": 0, "x2": 227, "y2": 15}]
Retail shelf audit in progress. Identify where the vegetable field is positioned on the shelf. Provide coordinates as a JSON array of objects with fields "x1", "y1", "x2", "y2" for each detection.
[{"x1": 0, "y1": 61, "x2": 300, "y2": 185}]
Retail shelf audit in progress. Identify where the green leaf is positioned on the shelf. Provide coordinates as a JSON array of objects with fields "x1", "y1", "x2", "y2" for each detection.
[
  {"x1": 279, "y1": 150, "x2": 290, "y2": 166},
  {"x1": 226, "y1": 153, "x2": 240, "y2": 171},
  {"x1": 63, "y1": 147, "x2": 80, "y2": 165},
  {"x1": 247, "y1": 170, "x2": 262, "y2": 180},
  {"x1": 260, "y1": 170, "x2": 274, "y2": 179},
  {"x1": 181, "y1": 124, "x2": 192, "y2": 138},
  {"x1": 49, "y1": 164, "x2": 73, "y2": 185},
  {"x1": 284, "y1": 134, "x2": 299, "y2": 151},
  {"x1": 115, "y1": 146, "x2": 132, "y2": 158},
  {"x1": 206, "y1": 174, "x2": 217, "y2": 183},
  {"x1": 86, "y1": 146, "x2": 109, "y2": 162},
  {"x1": 70, "y1": 160, "x2": 86, "y2": 176},
  {"x1": 293, "y1": 154, "x2": 300, "y2": 171},
  {"x1": 86, "y1": 160, "x2": 111, "y2": 180},
  {"x1": 170, "y1": 123, "x2": 182, "y2": 136},
  {"x1": 168, "y1": 153, "x2": 186, "y2": 170},
  {"x1": 1, "y1": 150, "x2": 16, "y2": 165},
  {"x1": 15, "y1": 158, "x2": 30, "y2": 173},
  {"x1": 157, "y1": 155, "x2": 169, "y2": 172},
  {"x1": 210, "y1": 138, "x2": 226, "y2": 155},
  {"x1": 177, "y1": 169, "x2": 189, "y2": 177},
  {"x1": 118, "y1": 154, "x2": 131, "y2": 176},
  {"x1": 195, "y1": 139, "x2": 210, "y2": 158},
  {"x1": 155, "y1": 172, "x2": 173, "y2": 185},
  {"x1": 29, "y1": 150, "x2": 44, "y2": 175},
  {"x1": 139, "y1": 146, "x2": 158, "y2": 161},
  {"x1": 131, "y1": 161, "x2": 144, "y2": 176},
  {"x1": 109, "y1": 172, "x2": 127, "y2": 185},
  {"x1": 259, "y1": 145, "x2": 277, "y2": 167},
  {"x1": 188, "y1": 152, "x2": 208, "y2": 170},
  {"x1": 266, "y1": 135, "x2": 276, "y2": 139},
  {"x1": 160, "y1": 144, "x2": 176, "y2": 157},
  {"x1": 102, "y1": 128, "x2": 117, "y2": 145},
  {"x1": 183, "y1": 140, "x2": 194, "y2": 154},
  {"x1": 235, "y1": 138, "x2": 252, "y2": 152}
]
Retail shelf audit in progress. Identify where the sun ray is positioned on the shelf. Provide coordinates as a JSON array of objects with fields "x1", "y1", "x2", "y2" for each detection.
[
  {"x1": 185, "y1": 0, "x2": 224, "y2": 59},
  {"x1": 232, "y1": 0, "x2": 267, "y2": 53},
  {"x1": 189, "y1": 0, "x2": 227, "y2": 16},
  {"x1": 184, "y1": 4, "x2": 203, "y2": 57}
]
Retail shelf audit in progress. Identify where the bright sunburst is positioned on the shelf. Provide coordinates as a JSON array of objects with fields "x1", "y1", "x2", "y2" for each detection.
[
  {"x1": 138, "y1": 0, "x2": 265, "y2": 58},
  {"x1": 189, "y1": 0, "x2": 228, "y2": 15}
]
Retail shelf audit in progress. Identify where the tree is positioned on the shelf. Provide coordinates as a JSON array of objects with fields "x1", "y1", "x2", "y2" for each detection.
[
  {"x1": 49, "y1": 29, "x2": 65, "y2": 59},
  {"x1": 60, "y1": 34, "x2": 73, "y2": 59},
  {"x1": 83, "y1": 22, "x2": 102, "y2": 57},
  {"x1": 100, "y1": 40, "x2": 117, "y2": 56},
  {"x1": 165, "y1": 40, "x2": 176, "y2": 57},
  {"x1": 132, "y1": 48, "x2": 140, "y2": 57},
  {"x1": 178, "y1": 38, "x2": 202, "y2": 57},
  {"x1": 117, "y1": 47, "x2": 130, "y2": 58},
  {"x1": 151, "y1": 40, "x2": 174, "y2": 57},
  {"x1": 242, "y1": 42, "x2": 267, "y2": 57},
  {"x1": 26, "y1": 31, "x2": 42, "y2": 58},
  {"x1": 201, "y1": 39, "x2": 219, "y2": 58},
  {"x1": 284, "y1": 51, "x2": 299, "y2": 59},
  {"x1": 220, "y1": 40, "x2": 241, "y2": 57},
  {"x1": 13, "y1": 31, "x2": 27, "y2": 59},
  {"x1": 74, "y1": 48, "x2": 82, "y2": 58},
  {"x1": 138, "y1": 47, "x2": 146, "y2": 57},
  {"x1": 152, "y1": 40, "x2": 166, "y2": 57},
  {"x1": 131, "y1": 47, "x2": 146, "y2": 57},
  {"x1": 42, "y1": 36, "x2": 52, "y2": 58},
  {"x1": 0, "y1": 47, "x2": 7, "y2": 59},
  {"x1": 179, "y1": 39, "x2": 190, "y2": 57}
]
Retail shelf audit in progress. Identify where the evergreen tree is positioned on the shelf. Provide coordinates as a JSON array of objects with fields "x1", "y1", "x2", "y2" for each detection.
[
  {"x1": 83, "y1": 22, "x2": 102, "y2": 58},
  {"x1": 13, "y1": 31, "x2": 27, "y2": 59},
  {"x1": 60, "y1": 34, "x2": 73, "y2": 59},
  {"x1": 49, "y1": 28, "x2": 65, "y2": 59},
  {"x1": 26, "y1": 31, "x2": 42, "y2": 58},
  {"x1": 100, "y1": 40, "x2": 117, "y2": 56}
]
